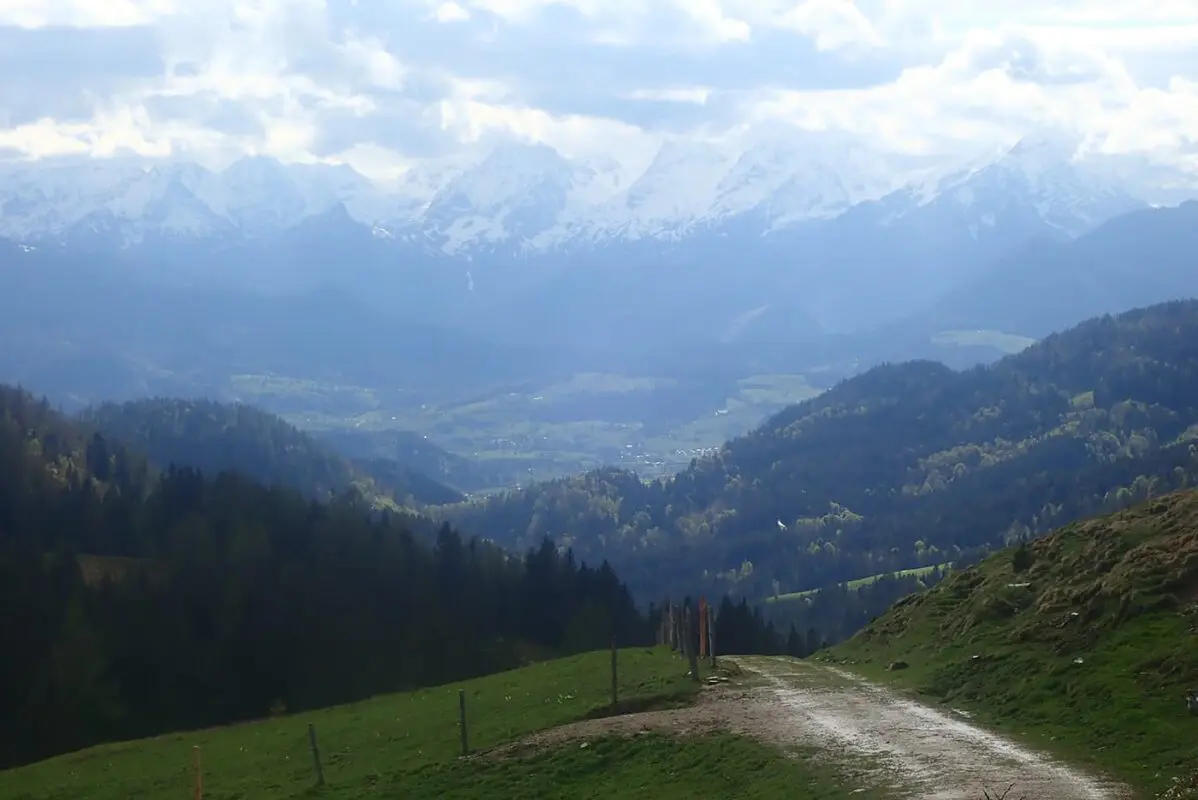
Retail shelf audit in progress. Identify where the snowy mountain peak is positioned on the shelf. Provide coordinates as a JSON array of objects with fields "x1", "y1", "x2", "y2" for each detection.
[
  {"x1": 993, "y1": 133, "x2": 1088, "y2": 186},
  {"x1": 1, "y1": 126, "x2": 1194, "y2": 253},
  {"x1": 596, "y1": 140, "x2": 729, "y2": 236},
  {"x1": 711, "y1": 130, "x2": 888, "y2": 226},
  {"x1": 875, "y1": 130, "x2": 1146, "y2": 240},
  {"x1": 414, "y1": 141, "x2": 629, "y2": 253},
  {"x1": 433, "y1": 142, "x2": 573, "y2": 212},
  {"x1": 1007, "y1": 132, "x2": 1082, "y2": 159}
]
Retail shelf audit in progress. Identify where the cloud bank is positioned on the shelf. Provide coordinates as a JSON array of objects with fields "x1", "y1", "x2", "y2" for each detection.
[{"x1": 0, "y1": 0, "x2": 1195, "y2": 179}]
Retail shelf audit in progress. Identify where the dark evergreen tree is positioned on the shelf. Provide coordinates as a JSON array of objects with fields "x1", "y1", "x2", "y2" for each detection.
[{"x1": 0, "y1": 386, "x2": 656, "y2": 769}]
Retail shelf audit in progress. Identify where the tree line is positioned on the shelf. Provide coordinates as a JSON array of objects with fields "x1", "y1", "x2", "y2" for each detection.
[
  {"x1": 0, "y1": 385, "x2": 652, "y2": 768},
  {"x1": 79, "y1": 397, "x2": 466, "y2": 507}
]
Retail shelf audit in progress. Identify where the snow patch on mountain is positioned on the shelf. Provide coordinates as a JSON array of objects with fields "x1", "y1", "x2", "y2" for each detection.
[
  {"x1": 874, "y1": 134, "x2": 1147, "y2": 238},
  {"x1": 0, "y1": 156, "x2": 364, "y2": 242},
  {"x1": 1, "y1": 125, "x2": 1193, "y2": 252},
  {"x1": 415, "y1": 142, "x2": 629, "y2": 253}
]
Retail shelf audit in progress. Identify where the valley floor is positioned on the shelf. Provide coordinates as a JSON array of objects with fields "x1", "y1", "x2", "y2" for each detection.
[{"x1": 499, "y1": 656, "x2": 1130, "y2": 800}]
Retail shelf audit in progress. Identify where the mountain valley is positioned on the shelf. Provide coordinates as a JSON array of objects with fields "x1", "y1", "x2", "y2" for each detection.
[
  {"x1": 445, "y1": 300, "x2": 1198, "y2": 613},
  {"x1": 4, "y1": 126, "x2": 1198, "y2": 656},
  {"x1": 3, "y1": 155, "x2": 1197, "y2": 483},
  {"x1": 11, "y1": 4, "x2": 1198, "y2": 796}
]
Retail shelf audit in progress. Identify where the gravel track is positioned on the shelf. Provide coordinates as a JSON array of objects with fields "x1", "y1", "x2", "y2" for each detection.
[{"x1": 486, "y1": 655, "x2": 1130, "y2": 799}]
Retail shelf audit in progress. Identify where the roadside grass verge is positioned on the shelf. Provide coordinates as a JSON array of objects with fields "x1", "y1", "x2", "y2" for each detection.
[{"x1": 821, "y1": 491, "x2": 1198, "y2": 797}]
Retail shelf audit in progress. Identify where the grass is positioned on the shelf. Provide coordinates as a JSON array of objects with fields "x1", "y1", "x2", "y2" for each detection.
[
  {"x1": 766, "y1": 563, "x2": 951, "y2": 604},
  {"x1": 0, "y1": 648, "x2": 703, "y2": 800},
  {"x1": 0, "y1": 646, "x2": 889, "y2": 800},
  {"x1": 410, "y1": 734, "x2": 885, "y2": 799},
  {"x1": 821, "y1": 490, "x2": 1198, "y2": 797}
]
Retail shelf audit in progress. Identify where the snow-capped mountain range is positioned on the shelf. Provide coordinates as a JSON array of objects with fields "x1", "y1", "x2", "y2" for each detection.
[
  {"x1": 5, "y1": 125, "x2": 1198, "y2": 418},
  {"x1": 1, "y1": 128, "x2": 1190, "y2": 257}
]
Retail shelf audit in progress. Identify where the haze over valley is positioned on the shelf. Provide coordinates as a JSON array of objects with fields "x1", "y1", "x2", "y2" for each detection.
[
  {"x1": 4, "y1": 3, "x2": 1198, "y2": 797},
  {"x1": 5, "y1": 140, "x2": 1198, "y2": 482}
]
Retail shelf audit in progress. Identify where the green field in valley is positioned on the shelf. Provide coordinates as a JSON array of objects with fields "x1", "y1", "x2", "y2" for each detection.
[
  {"x1": 930, "y1": 329, "x2": 1037, "y2": 354},
  {"x1": 225, "y1": 370, "x2": 827, "y2": 484},
  {"x1": 765, "y1": 564, "x2": 951, "y2": 604}
]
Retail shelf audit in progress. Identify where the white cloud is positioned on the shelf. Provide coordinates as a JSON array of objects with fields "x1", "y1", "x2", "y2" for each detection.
[
  {"x1": 436, "y1": 75, "x2": 658, "y2": 165},
  {"x1": 775, "y1": 0, "x2": 885, "y2": 51},
  {"x1": 340, "y1": 36, "x2": 408, "y2": 90},
  {"x1": 672, "y1": 0, "x2": 751, "y2": 43},
  {"x1": 625, "y1": 87, "x2": 712, "y2": 104},
  {"x1": 432, "y1": 2, "x2": 471, "y2": 22},
  {"x1": 736, "y1": 24, "x2": 1195, "y2": 159},
  {"x1": 0, "y1": 0, "x2": 180, "y2": 28},
  {"x1": 0, "y1": 0, "x2": 1195, "y2": 180}
]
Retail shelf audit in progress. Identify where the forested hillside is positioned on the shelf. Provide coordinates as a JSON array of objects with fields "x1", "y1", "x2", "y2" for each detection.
[
  {"x1": 0, "y1": 385, "x2": 649, "y2": 768},
  {"x1": 446, "y1": 300, "x2": 1198, "y2": 609},
  {"x1": 317, "y1": 427, "x2": 509, "y2": 494},
  {"x1": 79, "y1": 398, "x2": 463, "y2": 507}
]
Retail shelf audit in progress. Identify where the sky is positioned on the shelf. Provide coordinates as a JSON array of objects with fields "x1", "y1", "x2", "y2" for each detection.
[{"x1": 0, "y1": 0, "x2": 1196, "y2": 181}]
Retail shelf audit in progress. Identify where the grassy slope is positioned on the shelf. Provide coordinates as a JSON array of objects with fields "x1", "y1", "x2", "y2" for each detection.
[
  {"x1": 412, "y1": 734, "x2": 879, "y2": 799},
  {"x1": 0, "y1": 647, "x2": 875, "y2": 800},
  {"x1": 822, "y1": 489, "x2": 1198, "y2": 797}
]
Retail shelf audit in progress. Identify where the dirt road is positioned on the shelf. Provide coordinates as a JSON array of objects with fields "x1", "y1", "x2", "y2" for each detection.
[
  {"x1": 494, "y1": 655, "x2": 1130, "y2": 799},
  {"x1": 734, "y1": 656, "x2": 1128, "y2": 800}
]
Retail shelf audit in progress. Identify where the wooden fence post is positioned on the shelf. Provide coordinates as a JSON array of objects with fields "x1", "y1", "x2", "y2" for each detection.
[
  {"x1": 680, "y1": 603, "x2": 688, "y2": 660},
  {"x1": 683, "y1": 603, "x2": 700, "y2": 681},
  {"x1": 192, "y1": 745, "x2": 202, "y2": 800},
  {"x1": 709, "y1": 607, "x2": 718, "y2": 669},
  {"x1": 610, "y1": 637, "x2": 618, "y2": 708},
  {"x1": 308, "y1": 723, "x2": 325, "y2": 786},
  {"x1": 458, "y1": 689, "x2": 469, "y2": 756}
]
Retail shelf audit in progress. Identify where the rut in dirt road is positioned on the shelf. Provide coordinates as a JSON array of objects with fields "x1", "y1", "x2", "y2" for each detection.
[{"x1": 732, "y1": 655, "x2": 1130, "y2": 800}]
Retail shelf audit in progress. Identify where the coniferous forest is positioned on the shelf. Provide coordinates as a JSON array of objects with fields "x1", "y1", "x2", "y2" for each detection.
[{"x1": 0, "y1": 385, "x2": 654, "y2": 769}]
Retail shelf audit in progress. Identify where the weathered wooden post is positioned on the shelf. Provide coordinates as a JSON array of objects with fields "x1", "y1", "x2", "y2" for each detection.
[
  {"x1": 683, "y1": 602, "x2": 700, "y2": 682},
  {"x1": 458, "y1": 689, "x2": 469, "y2": 756},
  {"x1": 610, "y1": 637, "x2": 619, "y2": 708},
  {"x1": 192, "y1": 745, "x2": 202, "y2": 800},
  {"x1": 679, "y1": 603, "x2": 688, "y2": 660},
  {"x1": 308, "y1": 723, "x2": 325, "y2": 786},
  {"x1": 708, "y1": 606, "x2": 718, "y2": 669}
]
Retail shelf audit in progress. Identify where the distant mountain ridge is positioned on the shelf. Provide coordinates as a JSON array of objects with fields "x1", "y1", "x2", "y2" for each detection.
[
  {"x1": 1, "y1": 131, "x2": 1185, "y2": 259},
  {"x1": 2, "y1": 196, "x2": 1197, "y2": 445},
  {"x1": 5, "y1": 128, "x2": 1190, "y2": 349}
]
